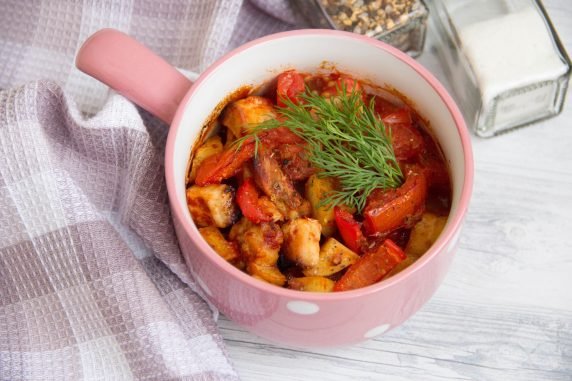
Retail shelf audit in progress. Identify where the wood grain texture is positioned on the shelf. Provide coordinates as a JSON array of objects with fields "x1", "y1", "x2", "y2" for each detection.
[{"x1": 219, "y1": 1, "x2": 572, "y2": 379}]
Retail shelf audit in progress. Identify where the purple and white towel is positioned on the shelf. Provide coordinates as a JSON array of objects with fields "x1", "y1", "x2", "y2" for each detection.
[{"x1": 0, "y1": 1, "x2": 304, "y2": 379}]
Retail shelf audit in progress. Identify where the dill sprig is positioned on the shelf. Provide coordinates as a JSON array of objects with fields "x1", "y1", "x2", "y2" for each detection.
[{"x1": 235, "y1": 86, "x2": 403, "y2": 212}]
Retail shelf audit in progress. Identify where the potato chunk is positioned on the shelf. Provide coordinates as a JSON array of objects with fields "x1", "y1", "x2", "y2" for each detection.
[
  {"x1": 222, "y1": 96, "x2": 277, "y2": 137},
  {"x1": 257, "y1": 196, "x2": 285, "y2": 223},
  {"x1": 405, "y1": 213, "x2": 448, "y2": 258},
  {"x1": 288, "y1": 276, "x2": 335, "y2": 292},
  {"x1": 386, "y1": 213, "x2": 448, "y2": 278},
  {"x1": 230, "y1": 218, "x2": 286, "y2": 286},
  {"x1": 249, "y1": 263, "x2": 287, "y2": 286},
  {"x1": 199, "y1": 226, "x2": 240, "y2": 263},
  {"x1": 305, "y1": 175, "x2": 336, "y2": 237},
  {"x1": 304, "y1": 238, "x2": 359, "y2": 277},
  {"x1": 188, "y1": 136, "x2": 223, "y2": 183},
  {"x1": 186, "y1": 184, "x2": 239, "y2": 228},
  {"x1": 282, "y1": 218, "x2": 321, "y2": 269}
]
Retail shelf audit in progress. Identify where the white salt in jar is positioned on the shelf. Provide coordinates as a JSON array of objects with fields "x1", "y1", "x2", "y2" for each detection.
[{"x1": 431, "y1": 0, "x2": 571, "y2": 137}]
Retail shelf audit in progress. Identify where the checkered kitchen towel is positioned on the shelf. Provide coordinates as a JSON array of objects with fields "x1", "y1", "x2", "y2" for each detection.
[{"x1": 0, "y1": 1, "x2": 303, "y2": 380}]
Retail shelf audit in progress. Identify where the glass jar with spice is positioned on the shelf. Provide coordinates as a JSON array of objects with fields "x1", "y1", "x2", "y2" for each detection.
[
  {"x1": 430, "y1": 0, "x2": 571, "y2": 137},
  {"x1": 295, "y1": 0, "x2": 429, "y2": 57}
]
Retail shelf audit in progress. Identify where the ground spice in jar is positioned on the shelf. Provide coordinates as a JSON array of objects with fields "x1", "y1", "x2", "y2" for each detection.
[
  {"x1": 321, "y1": 0, "x2": 421, "y2": 37},
  {"x1": 294, "y1": 0, "x2": 428, "y2": 56}
]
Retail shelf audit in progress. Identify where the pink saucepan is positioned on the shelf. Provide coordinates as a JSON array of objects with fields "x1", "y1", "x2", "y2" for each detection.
[{"x1": 76, "y1": 28, "x2": 473, "y2": 347}]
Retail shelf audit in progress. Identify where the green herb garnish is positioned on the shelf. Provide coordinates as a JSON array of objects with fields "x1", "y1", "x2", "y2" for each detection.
[{"x1": 236, "y1": 86, "x2": 403, "y2": 212}]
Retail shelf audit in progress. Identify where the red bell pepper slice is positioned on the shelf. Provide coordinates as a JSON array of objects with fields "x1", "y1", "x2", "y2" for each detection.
[
  {"x1": 236, "y1": 178, "x2": 274, "y2": 223},
  {"x1": 333, "y1": 239, "x2": 406, "y2": 291},
  {"x1": 382, "y1": 238, "x2": 407, "y2": 261},
  {"x1": 277, "y1": 70, "x2": 305, "y2": 107},
  {"x1": 194, "y1": 127, "x2": 304, "y2": 186},
  {"x1": 334, "y1": 206, "x2": 363, "y2": 253},
  {"x1": 363, "y1": 166, "x2": 427, "y2": 235},
  {"x1": 195, "y1": 140, "x2": 255, "y2": 186}
]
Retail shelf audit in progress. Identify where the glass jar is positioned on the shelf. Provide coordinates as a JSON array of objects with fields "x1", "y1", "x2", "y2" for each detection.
[
  {"x1": 430, "y1": 0, "x2": 571, "y2": 137},
  {"x1": 295, "y1": 0, "x2": 429, "y2": 57}
]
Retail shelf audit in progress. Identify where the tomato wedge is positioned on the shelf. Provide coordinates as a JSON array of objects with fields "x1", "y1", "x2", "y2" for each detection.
[
  {"x1": 277, "y1": 70, "x2": 305, "y2": 107},
  {"x1": 236, "y1": 178, "x2": 274, "y2": 223},
  {"x1": 334, "y1": 207, "x2": 363, "y2": 253},
  {"x1": 321, "y1": 76, "x2": 361, "y2": 98},
  {"x1": 333, "y1": 239, "x2": 406, "y2": 291},
  {"x1": 363, "y1": 166, "x2": 427, "y2": 235},
  {"x1": 373, "y1": 96, "x2": 399, "y2": 117},
  {"x1": 418, "y1": 135, "x2": 450, "y2": 191},
  {"x1": 382, "y1": 108, "x2": 412, "y2": 126},
  {"x1": 382, "y1": 109, "x2": 425, "y2": 161}
]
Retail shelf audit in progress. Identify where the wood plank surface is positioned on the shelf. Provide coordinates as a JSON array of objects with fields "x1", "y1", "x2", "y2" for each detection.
[{"x1": 219, "y1": 1, "x2": 572, "y2": 379}]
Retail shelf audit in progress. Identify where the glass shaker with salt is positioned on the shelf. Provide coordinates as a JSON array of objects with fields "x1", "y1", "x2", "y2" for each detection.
[{"x1": 431, "y1": 0, "x2": 571, "y2": 137}]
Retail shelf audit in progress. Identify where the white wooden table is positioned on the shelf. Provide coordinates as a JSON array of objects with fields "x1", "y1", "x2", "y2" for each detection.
[{"x1": 219, "y1": 1, "x2": 572, "y2": 379}]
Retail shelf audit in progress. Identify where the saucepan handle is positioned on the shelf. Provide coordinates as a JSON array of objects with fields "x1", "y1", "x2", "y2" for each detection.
[{"x1": 76, "y1": 28, "x2": 193, "y2": 124}]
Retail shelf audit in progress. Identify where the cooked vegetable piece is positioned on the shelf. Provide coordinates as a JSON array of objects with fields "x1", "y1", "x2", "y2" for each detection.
[
  {"x1": 385, "y1": 256, "x2": 416, "y2": 278},
  {"x1": 256, "y1": 196, "x2": 284, "y2": 222},
  {"x1": 222, "y1": 96, "x2": 277, "y2": 137},
  {"x1": 384, "y1": 238, "x2": 406, "y2": 258},
  {"x1": 334, "y1": 206, "x2": 364, "y2": 254},
  {"x1": 321, "y1": 76, "x2": 361, "y2": 98},
  {"x1": 305, "y1": 175, "x2": 337, "y2": 237},
  {"x1": 288, "y1": 276, "x2": 335, "y2": 292},
  {"x1": 304, "y1": 238, "x2": 359, "y2": 277},
  {"x1": 405, "y1": 212, "x2": 447, "y2": 257},
  {"x1": 253, "y1": 147, "x2": 310, "y2": 220},
  {"x1": 363, "y1": 166, "x2": 427, "y2": 235},
  {"x1": 195, "y1": 125, "x2": 304, "y2": 187},
  {"x1": 224, "y1": 127, "x2": 236, "y2": 149},
  {"x1": 229, "y1": 218, "x2": 286, "y2": 286},
  {"x1": 249, "y1": 262, "x2": 288, "y2": 286},
  {"x1": 419, "y1": 135, "x2": 450, "y2": 191},
  {"x1": 199, "y1": 226, "x2": 241, "y2": 264},
  {"x1": 382, "y1": 109, "x2": 425, "y2": 161},
  {"x1": 236, "y1": 178, "x2": 283, "y2": 223},
  {"x1": 186, "y1": 184, "x2": 239, "y2": 228},
  {"x1": 188, "y1": 136, "x2": 223, "y2": 183},
  {"x1": 195, "y1": 141, "x2": 255, "y2": 186},
  {"x1": 282, "y1": 218, "x2": 322, "y2": 269},
  {"x1": 258, "y1": 126, "x2": 305, "y2": 147},
  {"x1": 273, "y1": 144, "x2": 315, "y2": 181},
  {"x1": 379, "y1": 238, "x2": 410, "y2": 278},
  {"x1": 382, "y1": 107, "x2": 412, "y2": 125},
  {"x1": 334, "y1": 239, "x2": 406, "y2": 291},
  {"x1": 373, "y1": 96, "x2": 400, "y2": 117},
  {"x1": 277, "y1": 70, "x2": 305, "y2": 107}
]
